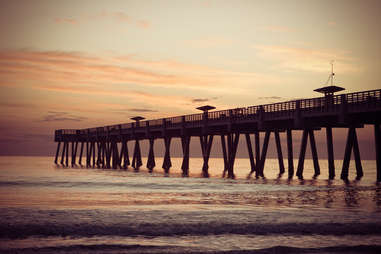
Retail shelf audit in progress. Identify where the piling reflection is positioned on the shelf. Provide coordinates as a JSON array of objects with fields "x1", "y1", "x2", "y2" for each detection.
[{"x1": 344, "y1": 183, "x2": 360, "y2": 208}]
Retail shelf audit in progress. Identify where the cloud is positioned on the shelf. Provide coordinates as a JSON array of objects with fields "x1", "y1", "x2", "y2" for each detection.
[
  {"x1": 192, "y1": 98, "x2": 209, "y2": 103},
  {"x1": 258, "y1": 96, "x2": 283, "y2": 100},
  {"x1": 0, "y1": 49, "x2": 275, "y2": 93},
  {"x1": 254, "y1": 45, "x2": 361, "y2": 73},
  {"x1": 128, "y1": 108, "x2": 158, "y2": 113},
  {"x1": 41, "y1": 112, "x2": 87, "y2": 122},
  {"x1": 0, "y1": 49, "x2": 272, "y2": 120}
]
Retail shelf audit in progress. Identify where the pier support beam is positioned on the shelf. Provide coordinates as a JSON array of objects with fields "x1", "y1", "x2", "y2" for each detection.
[
  {"x1": 91, "y1": 141, "x2": 95, "y2": 168},
  {"x1": 132, "y1": 139, "x2": 142, "y2": 171},
  {"x1": 100, "y1": 142, "x2": 105, "y2": 168},
  {"x1": 296, "y1": 129, "x2": 320, "y2": 179},
  {"x1": 245, "y1": 133, "x2": 257, "y2": 177},
  {"x1": 200, "y1": 135, "x2": 214, "y2": 177},
  {"x1": 111, "y1": 141, "x2": 119, "y2": 169},
  {"x1": 221, "y1": 135, "x2": 228, "y2": 177},
  {"x1": 309, "y1": 130, "x2": 320, "y2": 178},
  {"x1": 353, "y1": 130, "x2": 363, "y2": 180},
  {"x1": 73, "y1": 142, "x2": 78, "y2": 166},
  {"x1": 78, "y1": 142, "x2": 84, "y2": 166},
  {"x1": 105, "y1": 142, "x2": 112, "y2": 169},
  {"x1": 96, "y1": 142, "x2": 102, "y2": 168},
  {"x1": 162, "y1": 137, "x2": 172, "y2": 174},
  {"x1": 326, "y1": 127, "x2": 335, "y2": 179},
  {"x1": 181, "y1": 136, "x2": 191, "y2": 176},
  {"x1": 375, "y1": 124, "x2": 381, "y2": 182},
  {"x1": 255, "y1": 131, "x2": 260, "y2": 175},
  {"x1": 120, "y1": 140, "x2": 130, "y2": 169},
  {"x1": 147, "y1": 138, "x2": 156, "y2": 173},
  {"x1": 221, "y1": 133, "x2": 239, "y2": 179},
  {"x1": 258, "y1": 131, "x2": 270, "y2": 178},
  {"x1": 274, "y1": 130, "x2": 285, "y2": 176},
  {"x1": 296, "y1": 130, "x2": 308, "y2": 179},
  {"x1": 341, "y1": 127, "x2": 363, "y2": 181},
  {"x1": 71, "y1": 142, "x2": 75, "y2": 166},
  {"x1": 86, "y1": 141, "x2": 90, "y2": 167},
  {"x1": 65, "y1": 141, "x2": 69, "y2": 167},
  {"x1": 101, "y1": 142, "x2": 106, "y2": 168},
  {"x1": 60, "y1": 141, "x2": 66, "y2": 165},
  {"x1": 286, "y1": 129, "x2": 294, "y2": 179},
  {"x1": 54, "y1": 142, "x2": 61, "y2": 164}
]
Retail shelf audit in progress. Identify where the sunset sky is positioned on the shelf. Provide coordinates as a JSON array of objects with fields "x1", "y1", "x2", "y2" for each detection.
[{"x1": 1, "y1": 0, "x2": 380, "y2": 157}]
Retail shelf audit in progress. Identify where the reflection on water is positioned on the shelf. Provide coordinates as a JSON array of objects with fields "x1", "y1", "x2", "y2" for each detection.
[
  {"x1": 1, "y1": 156, "x2": 381, "y2": 252},
  {"x1": 0, "y1": 156, "x2": 380, "y2": 212}
]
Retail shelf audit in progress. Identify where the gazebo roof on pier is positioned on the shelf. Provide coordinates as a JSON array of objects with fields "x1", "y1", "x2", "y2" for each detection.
[
  {"x1": 131, "y1": 116, "x2": 145, "y2": 121},
  {"x1": 314, "y1": 85, "x2": 345, "y2": 95},
  {"x1": 196, "y1": 105, "x2": 216, "y2": 112}
]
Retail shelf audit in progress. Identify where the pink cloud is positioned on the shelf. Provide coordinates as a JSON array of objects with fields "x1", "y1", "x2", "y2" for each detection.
[
  {"x1": 0, "y1": 49, "x2": 274, "y2": 93},
  {"x1": 328, "y1": 21, "x2": 337, "y2": 26}
]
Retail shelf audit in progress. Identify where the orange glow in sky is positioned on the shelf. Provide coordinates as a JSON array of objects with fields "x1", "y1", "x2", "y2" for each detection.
[{"x1": 0, "y1": 0, "x2": 380, "y2": 155}]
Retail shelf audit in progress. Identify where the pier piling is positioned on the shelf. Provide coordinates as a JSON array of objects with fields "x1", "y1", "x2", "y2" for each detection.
[
  {"x1": 71, "y1": 142, "x2": 74, "y2": 166},
  {"x1": 79, "y1": 142, "x2": 84, "y2": 166},
  {"x1": 147, "y1": 138, "x2": 156, "y2": 172},
  {"x1": 162, "y1": 137, "x2": 172, "y2": 174},
  {"x1": 54, "y1": 142, "x2": 61, "y2": 164},
  {"x1": 258, "y1": 131, "x2": 270, "y2": 178},
  {"x1": 296, "y1": 130, "x2": 308, "y2": 179},
  {"x1": 245, "y1": 133, "x2": 256, "y2": 177},
  {"x1": 120, "y1": 139, "x2": 130, "y2": 169},
  {"x1": 274, "y1": 131, "x2": 285, "y2": 176},
  {"x1": 286, "y1": 129, "x2": 294, "y2": 179},
  {"x1": 200, "y1": 135, "x2": 214, "y2": 177},
  {"x1": 221, "y1": 135, "x2": 228, "y2": 177},
  {"x1": 375, "y1": 124, "x2": 381, "y2": 182},
  {"x1": 308, "y1": 130, "x2": 320, "y2": 178},
  {"x1": 341, "y1": 127, "x2": 363, "y2": 180},
  {"x1": 181, "y1": 136, "x2": 191, "y2": 176},
  {"x1": 326, "y1": 127, "x2": 335, "y2": 179},
  {"x1": 132, "y1": 139, "x2": 142, "y2": 171}
]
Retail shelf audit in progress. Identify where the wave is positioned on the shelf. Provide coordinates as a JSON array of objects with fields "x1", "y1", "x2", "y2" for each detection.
[
  {"x1": 2, "y1": 222, "x2": 381, "y2": 239},
  {"x1": 1, "y1": 244, "x2": 381, "y2": 254}
]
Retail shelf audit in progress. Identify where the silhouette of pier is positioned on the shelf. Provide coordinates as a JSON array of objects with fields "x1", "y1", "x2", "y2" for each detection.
[{"x1": 54, "y1": 87, "x2": 381, "y2": 181}]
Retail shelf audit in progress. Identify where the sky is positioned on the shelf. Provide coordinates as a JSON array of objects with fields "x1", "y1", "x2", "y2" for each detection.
[{"x1": 0, "y1": 0, "x2": 380, "y2": 158}]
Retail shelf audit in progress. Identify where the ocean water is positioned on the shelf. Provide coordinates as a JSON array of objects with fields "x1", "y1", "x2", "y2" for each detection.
[{"x1": 0, "y1": 156, "x2": 381, "y2": 254}]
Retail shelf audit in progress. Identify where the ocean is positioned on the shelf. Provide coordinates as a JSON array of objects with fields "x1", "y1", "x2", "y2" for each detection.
[{"x1": 0, "y1": 156, "x2": 381, "y2": 253}]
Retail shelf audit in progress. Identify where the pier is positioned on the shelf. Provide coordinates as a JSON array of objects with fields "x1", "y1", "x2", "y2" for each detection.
[{"x1": 54, "y1": 87, "x2": 381, "y2": 181}]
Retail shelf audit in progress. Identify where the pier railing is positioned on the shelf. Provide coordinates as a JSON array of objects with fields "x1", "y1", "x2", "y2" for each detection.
[{"x1": 57, "y1": 88, "x2": 381, "y2": 136}]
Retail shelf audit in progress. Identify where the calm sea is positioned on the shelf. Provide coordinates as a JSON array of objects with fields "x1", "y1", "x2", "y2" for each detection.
[{"x1": 1, "y1": 156, "x2": 381, "y2": 253}]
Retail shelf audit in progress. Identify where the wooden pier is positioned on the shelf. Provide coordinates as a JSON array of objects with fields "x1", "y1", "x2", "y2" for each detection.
[{"x1": 54, "y1": 87, "x2": 381, "y2": 181}]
